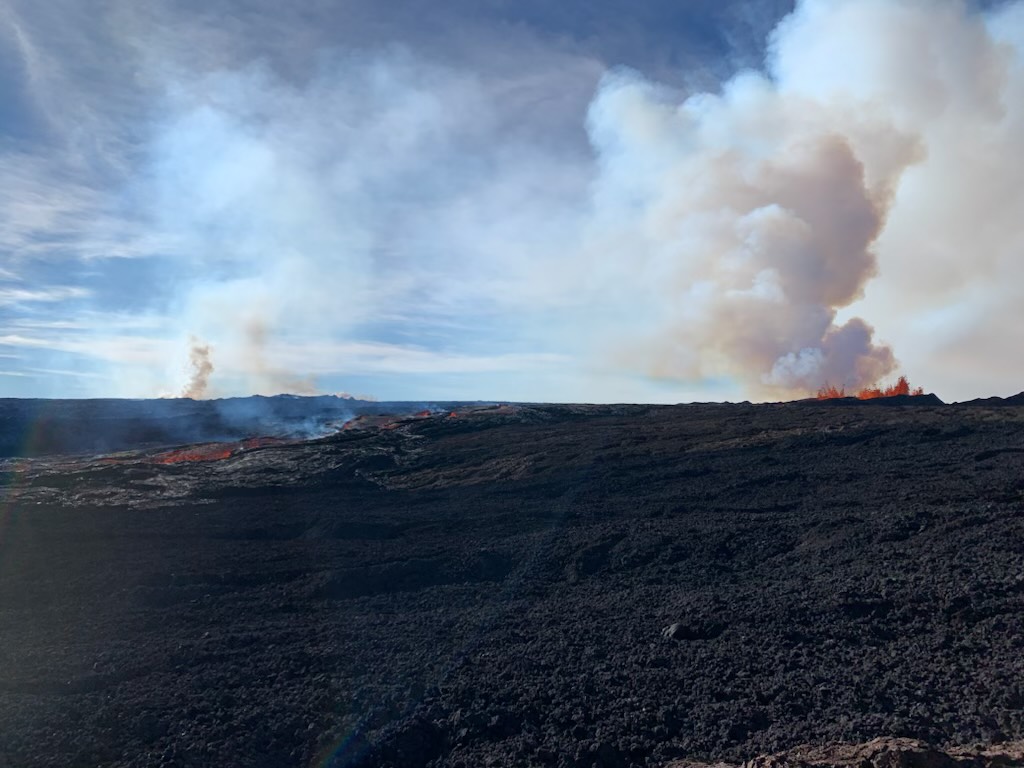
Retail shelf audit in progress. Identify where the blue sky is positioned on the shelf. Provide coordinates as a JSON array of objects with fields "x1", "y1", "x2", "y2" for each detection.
[{"x1": 2, "y1": 0, "x2": 1023, "y2": 402}]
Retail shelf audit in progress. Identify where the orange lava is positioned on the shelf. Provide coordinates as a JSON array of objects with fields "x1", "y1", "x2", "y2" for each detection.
[
  {"x1": 153, "y1": 443, "x2": 235, "y2": 464},
  {"x1": 817, "y1": 384, "x2": 847, "y2": 400},
  {"x1": 817, "y1": 375, "x2": 925, "y2": 401}
]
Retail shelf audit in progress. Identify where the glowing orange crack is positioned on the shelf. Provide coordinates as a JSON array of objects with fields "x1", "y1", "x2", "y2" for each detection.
[{"x1": 149, "y1": 436, "x2": 293, "y2": 464}]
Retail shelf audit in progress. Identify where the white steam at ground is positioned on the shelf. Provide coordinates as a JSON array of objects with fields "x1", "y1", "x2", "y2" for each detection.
[
  {"x1": 181, "y1": 337, "x2": 213, "y2": 399},
  {"x1": 147, "y1": 0, "x2": 1024, "y2": 400}
]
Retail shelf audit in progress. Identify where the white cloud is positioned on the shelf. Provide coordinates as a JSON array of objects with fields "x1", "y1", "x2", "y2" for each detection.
[
  {"x1": 0, "y1": 153, "x2": 173, "y2": 263},
  {"x1": 0, "y1": 286, "x2": 90, "y2": 305},
  {"x1": 0, "y1": 333, "x2": 171, "y2": 365},
  {"x1": 24, "y1": 367, "x2": 107, "y2": 379},
  {"x1": 274, "y1": 340, "x2": 570, "y2": 376}
]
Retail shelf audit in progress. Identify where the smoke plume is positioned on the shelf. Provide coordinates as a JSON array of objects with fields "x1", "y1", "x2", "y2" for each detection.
[
  {"x1": 577, "y1": 0, "x2": 1024, "y2": 399},
  {"x1": 135, "y1": 0, "x2": 1024, "y2": 401},
  {"x1": 181, "y1": 337, "x2": 213, "y2": 399},
  {"x1": 581, "y1": 43, "x2": 922, "y2": 396},
  {"x1": 242, "y1": 319, "x2": 318, "y2": 396}
]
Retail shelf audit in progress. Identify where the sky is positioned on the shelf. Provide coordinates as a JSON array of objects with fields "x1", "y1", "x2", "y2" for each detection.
[{"x1": 0, "y1": 0, "x2": 1022, "y2": 403}]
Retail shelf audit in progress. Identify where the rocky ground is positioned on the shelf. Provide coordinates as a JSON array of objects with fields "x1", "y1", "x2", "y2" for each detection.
[
  {"x1": 2, "y1": 400, "x2": 1024, "y2": 767},
  {"x1": 669, "y1": 737, "x2": 1024, "y2": 768}
]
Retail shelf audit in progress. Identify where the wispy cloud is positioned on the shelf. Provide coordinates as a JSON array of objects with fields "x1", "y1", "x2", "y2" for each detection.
[
  {"x1": 0, "y1": 332, "x2": 170, "y2": 365},
  {"x1": 0, "y1": 154, "x2": 172, "y2": 263},
  {"x1": 24, "y1": 367, "x2": 108, "y2": 379},
  {"x1": 274, "y1": 340, "x2": 571, "y2": 377},
  {"x1": 4, "y1": 312, "x2": 167, "y2": 332},
  {"x1": 0, "y1": 286, "x2": 91, "y2": 305}
]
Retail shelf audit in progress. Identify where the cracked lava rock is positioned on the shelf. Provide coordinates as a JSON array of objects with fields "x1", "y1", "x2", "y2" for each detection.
[{"x1": 2, "y1": 400, "x2": 1024, "y2": 767}]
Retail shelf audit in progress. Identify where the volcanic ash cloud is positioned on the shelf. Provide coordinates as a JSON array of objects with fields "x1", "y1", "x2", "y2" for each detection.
[
  {"x1": 580, "y1": 0, "x2": 1023, "y2": 398},
  {"x1": 584, "y1": 75, "x2": 914, "y2": 397}
]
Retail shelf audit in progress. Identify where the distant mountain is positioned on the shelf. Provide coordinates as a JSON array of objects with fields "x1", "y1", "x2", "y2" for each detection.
[{"x1": 954, "y1": 392, "x2": 1024, "y2": 406}]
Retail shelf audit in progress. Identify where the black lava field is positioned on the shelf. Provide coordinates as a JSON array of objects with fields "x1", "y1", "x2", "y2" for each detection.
[{"x1": 2, "y1": 397, "x2": 1024, "y2": 768}]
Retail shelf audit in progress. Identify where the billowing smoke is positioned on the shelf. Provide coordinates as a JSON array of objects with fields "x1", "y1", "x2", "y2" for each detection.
[
  {"x1": 576, "y1": 0, "x2": 1024, "y2": 399},
  {"x1": 129, "y1": 0, "x2": 1024, "y2": 401},
  {"x1": 181, "y1": 337, "x2": 213, "y2": 399},
  {"x1": 578, "y1": 17, "x2": 929, "y2": 397}
]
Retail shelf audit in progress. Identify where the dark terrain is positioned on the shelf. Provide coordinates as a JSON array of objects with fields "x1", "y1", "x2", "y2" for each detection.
[
  {"x1": 0, "y1": 396, "x2": 472, "y2": 458},
  {"x1": 2, "y1": 399, "x2": 1024, "y2": 767}
]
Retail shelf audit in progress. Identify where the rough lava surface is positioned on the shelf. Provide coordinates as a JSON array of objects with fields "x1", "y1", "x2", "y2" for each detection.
[{"x1": 2, "y1": 399, "x2": 1024, "y2": 767}]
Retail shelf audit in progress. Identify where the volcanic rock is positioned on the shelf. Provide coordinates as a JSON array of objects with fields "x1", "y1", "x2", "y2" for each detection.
[
  {"x1": 3, "y1": 400, "x2": 1024, "y2": 767},
  {"x1": 0, "y1": 396, "x2": 472, "y2": 458},
  {"x1": 668, "y1": 738, "x2": 1024, "y2": 768}
]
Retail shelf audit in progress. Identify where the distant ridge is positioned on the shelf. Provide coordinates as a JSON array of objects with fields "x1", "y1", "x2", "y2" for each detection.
[
  {"x1": 0, "y1": 396, "x2": 476, "y2": 459},
  {"x1": 955, "y1": 391, "x2": 1024, "y2": 406}
]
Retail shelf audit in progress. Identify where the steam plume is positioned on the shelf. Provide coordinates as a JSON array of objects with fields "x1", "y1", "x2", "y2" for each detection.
[
  {"x1": 181, "y1": 337, "x2": 213, "y2": 399},
  {"x1": 134, "y1": 0, "x2": 1024, "y2": 401},
  {"x1": 583, "y1": 51, "x2": 921, "y2": 396},
  {"x1": 579, "y1": 0, "x2": 1024, "y2": 398},
  {"x1": 243, "y1": 319, "x2": 317, "y2": 396}
]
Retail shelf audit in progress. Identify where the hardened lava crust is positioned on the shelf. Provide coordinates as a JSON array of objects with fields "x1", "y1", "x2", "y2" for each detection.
[{"x1": 2, "y1": 399, "x2": 1024, "y2": 768}]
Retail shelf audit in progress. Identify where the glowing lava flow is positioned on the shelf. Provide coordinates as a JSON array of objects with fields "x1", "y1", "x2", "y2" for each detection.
[
  {"x1": 149, "y1": 436, "x2": 294, "y2": 465},
  {"x1": 152, "y1": 443, "x2": 237, "y2": 464},
  {"x1": 817, "y1": 375, "x2": 925, "y2": 401}
]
